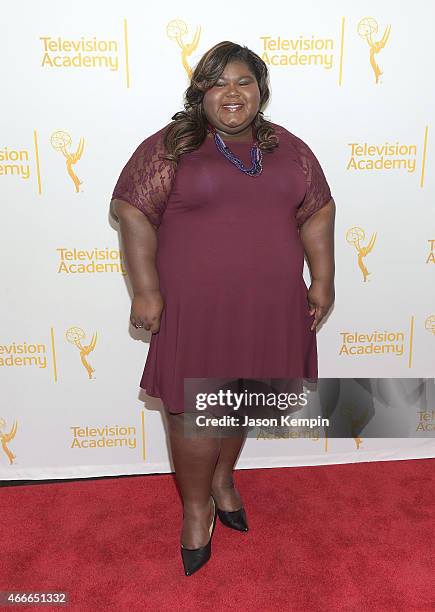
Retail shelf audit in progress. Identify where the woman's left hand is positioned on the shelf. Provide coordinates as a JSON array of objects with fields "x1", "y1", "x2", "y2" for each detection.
[{"x1": 307, "y1": 280, "x2": 335, "y2": 331}]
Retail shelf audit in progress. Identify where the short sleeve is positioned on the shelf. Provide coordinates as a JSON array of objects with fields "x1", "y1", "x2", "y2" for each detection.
[
  {"x1": 291, "y1": 135, "x2": 332, "y2": 229},
  {"x1": 111, "y1": 126, "x2": 175, "y2": 230}
]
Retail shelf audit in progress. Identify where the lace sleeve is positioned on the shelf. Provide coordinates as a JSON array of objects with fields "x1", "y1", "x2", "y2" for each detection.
[
  {"x1": 291, "y1": 134, "x2": 332, "y2": 229},
  {"x1": 111, "y1": 126, "x2": 175, "y2": 230}
]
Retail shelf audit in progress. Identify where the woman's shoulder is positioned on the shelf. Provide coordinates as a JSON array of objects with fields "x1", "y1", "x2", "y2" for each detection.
[
  {"x1": 268, "y1": 121, "x2": 306, "y2": 148},
  {"x1": 268, "y1": 121, "x2": 319, "y2": 167}
]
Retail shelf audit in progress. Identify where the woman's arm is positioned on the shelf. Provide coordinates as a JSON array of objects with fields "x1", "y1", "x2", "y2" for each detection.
[
  {"x1": 299, "y1": 197, "x2": 336, "y2": 330},
  {"x1": 111, "y1": 198, "x2": 164, "y2": 333}
]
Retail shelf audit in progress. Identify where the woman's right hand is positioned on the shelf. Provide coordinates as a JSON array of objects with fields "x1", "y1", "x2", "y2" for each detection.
[{"x1": 130, "y1": 291, "x2": 164, "y2": 333}]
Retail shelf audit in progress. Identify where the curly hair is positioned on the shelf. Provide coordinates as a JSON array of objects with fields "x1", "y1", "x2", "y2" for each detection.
[{"x1": 162, "y1": 41, "x2": 279, "y2": 165}]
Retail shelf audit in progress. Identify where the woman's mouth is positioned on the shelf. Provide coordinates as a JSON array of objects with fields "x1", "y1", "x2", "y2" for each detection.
[{"x1": 221, "y1": 104, "x2": 244, "y2": 112}]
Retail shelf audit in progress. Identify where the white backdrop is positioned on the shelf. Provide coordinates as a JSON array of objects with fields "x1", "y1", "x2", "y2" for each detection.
[{"x1": 1, "y1": 0, "x2": 434, "y2": 480}]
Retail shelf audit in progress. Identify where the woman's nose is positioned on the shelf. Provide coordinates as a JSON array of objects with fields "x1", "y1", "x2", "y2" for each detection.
[{"x1": 226, "y1": 83, "x2": 240, "y2": 96}]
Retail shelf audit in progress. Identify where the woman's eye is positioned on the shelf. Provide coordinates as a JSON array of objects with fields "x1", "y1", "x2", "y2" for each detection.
[{"x1": 214, "y1": 80, "x2": 252, "y2": 89}]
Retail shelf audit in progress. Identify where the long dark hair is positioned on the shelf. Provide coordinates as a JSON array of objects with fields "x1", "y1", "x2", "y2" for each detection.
[{"x1": 162, "y1": 41, "x2": 279, "y2": 165}]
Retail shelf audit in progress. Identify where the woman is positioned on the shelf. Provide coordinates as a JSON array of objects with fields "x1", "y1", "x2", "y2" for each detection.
[{"x1": 110, "y1": 41, "x2": 335, "y2": 576}]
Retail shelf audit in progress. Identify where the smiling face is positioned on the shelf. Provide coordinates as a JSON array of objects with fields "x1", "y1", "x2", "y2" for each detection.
[{"x1": 202, "y1": 60, "x2": 261, "y2": 140}]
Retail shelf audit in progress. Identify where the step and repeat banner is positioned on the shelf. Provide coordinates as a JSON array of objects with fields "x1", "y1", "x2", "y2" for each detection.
[{"x1": 1, "y1": 1, "x2": 434, "y2": 479}]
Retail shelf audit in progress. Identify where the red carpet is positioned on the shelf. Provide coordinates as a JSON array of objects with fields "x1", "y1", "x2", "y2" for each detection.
[{"x1": 2, "y1": 459, "x2": 434, "y2": 611}]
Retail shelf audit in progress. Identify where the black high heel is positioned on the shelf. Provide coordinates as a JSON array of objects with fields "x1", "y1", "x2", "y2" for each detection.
[
  {"x1": 181, "y1": 497, "x2": 216, "y2": 576},
  {"x1": 216, "y1": 505, "x2": 249, "y2": 532}
]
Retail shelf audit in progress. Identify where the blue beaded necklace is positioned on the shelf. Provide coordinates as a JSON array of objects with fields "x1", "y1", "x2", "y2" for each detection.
[{"x1": 207, "y1": 123, "x2": 263, "y2": 177}]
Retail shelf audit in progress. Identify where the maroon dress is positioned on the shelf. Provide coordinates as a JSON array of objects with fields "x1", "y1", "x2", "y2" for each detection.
[{"x1": 112, "y1": 121, "x2": 332, "y2": 413}]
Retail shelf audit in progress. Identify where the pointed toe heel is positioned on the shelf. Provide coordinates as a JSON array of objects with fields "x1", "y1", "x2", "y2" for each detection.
[
  {"x1": 216, "y1": 506, "x2": 249, "y2": 532},
  {"x1": 181, "y1": 498, "x2": 216, "y2": 576},
  {"x1": 181, "y1": 541, "x2": 212, "y2": 576}
]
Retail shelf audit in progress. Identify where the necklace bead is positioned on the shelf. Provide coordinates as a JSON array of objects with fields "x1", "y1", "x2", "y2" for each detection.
[{"x1": 207, "y1": 124, "x2": 263, "y2": 177}]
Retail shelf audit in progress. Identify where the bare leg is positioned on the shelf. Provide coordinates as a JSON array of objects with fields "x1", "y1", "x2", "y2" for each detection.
[{"x1": 167, "y1": 413, "x2": 220, "y2": 548}]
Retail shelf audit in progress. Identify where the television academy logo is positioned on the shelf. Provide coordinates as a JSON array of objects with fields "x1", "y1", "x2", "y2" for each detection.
[
  {"x1": 50, "y1": 130, "x2": 84, "y2": 193},
  {"x1": 0, "y1": 329, "x2": 98, "y2": 381},
  {"x1": 357, "y1": 17, "x2": 391, "y2": 84},
  {"x1": 426, "y1": 240, "x2": 435, "y2": 264},
  {"x1": 56, "y1": 248, "x2": 127, "y2": 275},
  {"x1": 346, "y1": 140, "x2": 418, "y2": 173},
  {"x1": 346, "y1": 226, "x2": 377, "y2": 282},
  {"x1": 166, "y1": 19, "x2": 201, "y2": 78},
  {"x1": 425, "y1": 316, "x2": 435, "y2": 335},
  {"x1": 0, "y1": 145, "x2": 30, "y2": 180},
  {"x1": 0, "y1": 129, "x2": 90, "y2": 194},
  {"x1": 339, "y1": 330, "x2": 405, "y2": 357},
  {"x1": 0, "y1": 340, "x2": 48, "y2": 369},
  {"x1": 0, "y1": 418, "x2": 18, "y2": 465},
  {"x1": 39, "y1": 35, "x2": 120, "y2": 72},
  {"x1": 70, "y1": 424, "x2": 137, "y2": 450},
  {"x1": 340, "y1": 404, "x2": 367, "y2": 449},
  {"x1": 257, "y1": 15, "x2": 391, "y2": 79},
  {"x1": 259, "y1": 34, "x2": 334, "y2": 69},
  {"x1": 69, "y1": 410, "x2": 146, "y2": 460},
  {"x1": 65, "y1": 327, "x2": 97, "y2": 379}
]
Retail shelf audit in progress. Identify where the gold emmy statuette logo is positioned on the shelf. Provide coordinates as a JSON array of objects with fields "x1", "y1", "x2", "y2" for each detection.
[
  {"x1": 424, "y1": 315, "x2": 435, "y2": 335},
  {"x1": 65, "y1": 326, "x2": 97, "y2": 379},
  {"x1": 166, "y1": 19, "x2": 201, "y2": 78},
  {"x1": 340, "y1": 405, "x2": 368, "y2": 450},
  {"x1": 346, "y1": 226, "x2": 377, "y2": 282},
  {"x1": 0, "y1": 418, "x2": 18, "y2": 465},
  {"x1": 357, "y1": 17, "x2": 391, "y2": 83},
  {"x1": 50, "y1": 130, "x2": 85, "y2": 193}
]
